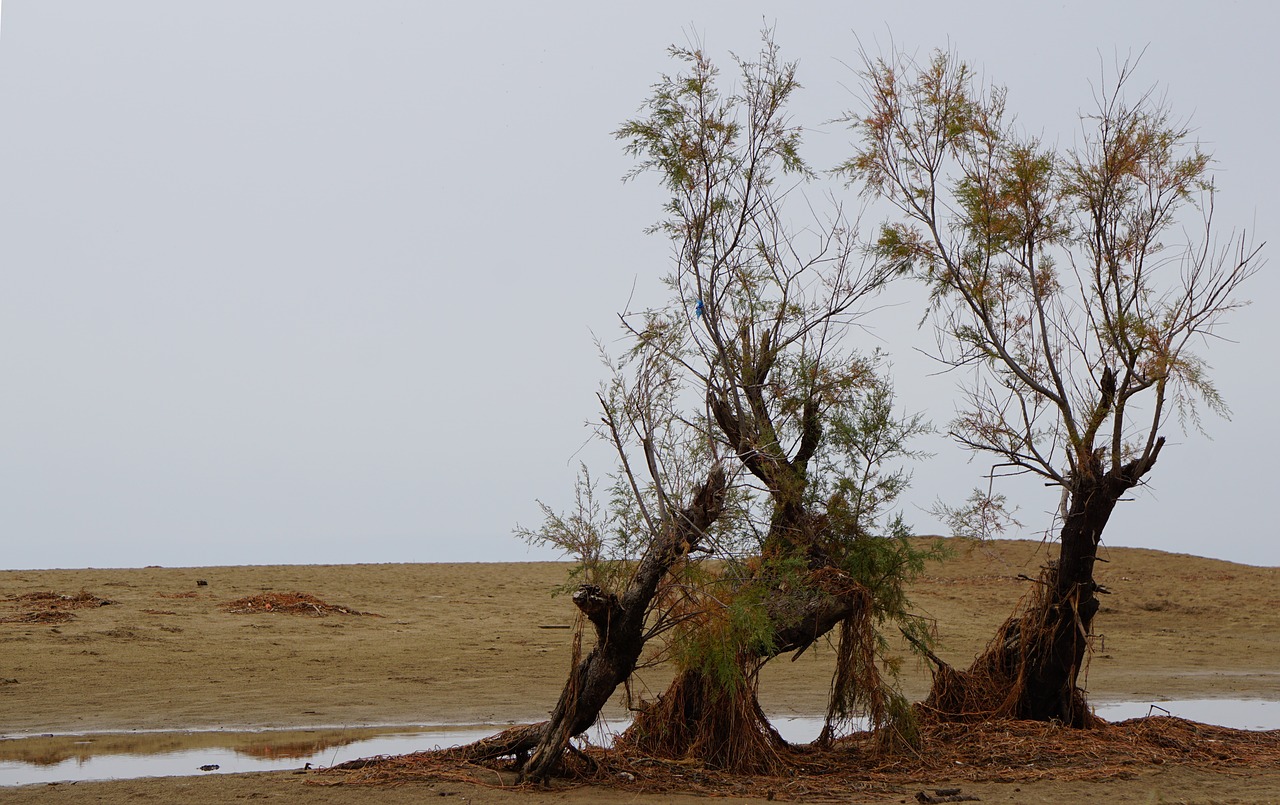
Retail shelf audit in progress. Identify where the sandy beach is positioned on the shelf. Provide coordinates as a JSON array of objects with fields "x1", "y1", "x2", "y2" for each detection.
[{"x1": 2, "y1": 538, "x2": 1279, "y2": 803}]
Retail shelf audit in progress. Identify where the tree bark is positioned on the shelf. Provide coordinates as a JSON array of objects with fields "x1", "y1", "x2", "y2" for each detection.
[
  {"x1": 1019, "y1": 440, "x2": 1162, "y2": 723},
  {"x1": 1019, "y1": 473, "x2": 1123, "y2": 724}
]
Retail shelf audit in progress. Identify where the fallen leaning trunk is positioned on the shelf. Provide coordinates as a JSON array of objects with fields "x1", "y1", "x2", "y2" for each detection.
[{"x1": 453, "y1": 466, "x2": 728, "y2": 781}]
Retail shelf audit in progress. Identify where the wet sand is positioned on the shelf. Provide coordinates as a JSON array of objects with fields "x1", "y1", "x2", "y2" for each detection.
[{"x1": 2, "y1": 538, "x2": 1279, "y2": 803}]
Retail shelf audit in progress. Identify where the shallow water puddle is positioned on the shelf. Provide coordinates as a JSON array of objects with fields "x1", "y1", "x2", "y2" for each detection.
[
  {"x1": 1094, "y1": 698, "x2": 1280, "y2": 729},
  {"x1": 0, "y1": 720, "x2": 814, "y2": 786},
  {"x1": 0, "y1": 725, "x2": 503, "y2": 787},
  {"x1": 2, "y1": 701, "x2": 1277, "y2": 787}
]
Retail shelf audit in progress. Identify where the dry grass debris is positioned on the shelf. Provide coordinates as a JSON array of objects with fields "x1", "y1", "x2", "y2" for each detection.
[
  {"x1": 321, "y1": 716, "x2": 1280, "y2": 800},
  {"x1": 7, "y1": 590, "x2": 115, "y2": 609},
  {"x1": 0, "y1": 589, "x2": 115, "y2": 624},
  {"x1": 220, "y1": 591, "x2": 379, "y2": 617}
]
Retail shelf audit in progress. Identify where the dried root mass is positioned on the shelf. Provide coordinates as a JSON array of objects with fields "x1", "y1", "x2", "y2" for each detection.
[
  {"x1": 323, "y1": 716, "x2": 1280, "y2": 799},
  {"x1": 919, "y1": 566, "x2": 1097, "y2": 727}
]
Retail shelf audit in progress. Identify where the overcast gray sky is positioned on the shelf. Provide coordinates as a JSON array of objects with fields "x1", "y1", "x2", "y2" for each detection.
[{"x1": 1, "y1": 1, "x2": 1275, "y2": 569}]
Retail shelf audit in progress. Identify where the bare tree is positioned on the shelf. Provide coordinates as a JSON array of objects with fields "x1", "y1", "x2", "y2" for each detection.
[{"x1": 844, "y1": 48, "x2": 1263, "y2": 724}]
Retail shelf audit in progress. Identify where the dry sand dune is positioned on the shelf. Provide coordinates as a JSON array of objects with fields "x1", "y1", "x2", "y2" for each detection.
[{"x1": 2, "y1": 538, "x2": 1279, "y2": 803}]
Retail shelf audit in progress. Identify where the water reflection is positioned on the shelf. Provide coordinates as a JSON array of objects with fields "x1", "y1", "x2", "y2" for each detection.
[
  {"x1": 2, "y1": 700, "x2": 1277, "y2": 787},
  {"x1": 0, "y1": 725, "x2": 498, "y2": 786},
  {"x1": 0, "y1": 728, "x2": 371, "y2": 766}
]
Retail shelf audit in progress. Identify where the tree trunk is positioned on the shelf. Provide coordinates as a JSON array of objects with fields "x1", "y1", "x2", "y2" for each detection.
[
  {"x1": 455, "y1": 466, "x2": 728, "y2": 781},
  {"x1": 922, "y1": 448, "x2": 1163, "y2": 726},
  {"x1": 619, "y1": 666, "x2": 789, "y2": 774},
  {"x1": 624, "y1": 564, "x2": 869, "y2": 767},
  {"x1": 1018, "y1": 474, "x2": 1123, "y2": 724}
]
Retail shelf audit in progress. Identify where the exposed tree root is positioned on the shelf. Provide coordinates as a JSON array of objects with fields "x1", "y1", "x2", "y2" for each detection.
[
  {"x1": 621, "y1": 565, "x2": 913, "y2": 772},
  {"x1": 917, "y1": 565, "x2": 1098, "y2": 727},
  {"x1": 620, "y1": 666, "x2": 788, "y2": 775}
]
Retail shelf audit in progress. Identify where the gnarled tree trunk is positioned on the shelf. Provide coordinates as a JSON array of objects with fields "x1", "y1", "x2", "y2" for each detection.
[
  {"x1": 623, "y1": 564, "x2": 873, "y2": 769},
  {"x1": 923, "y1": 444, "x2": 1162, "y2": 726},
  {"x1": 1018, "y1": 475, "x2": 1123, "y2": 723}
]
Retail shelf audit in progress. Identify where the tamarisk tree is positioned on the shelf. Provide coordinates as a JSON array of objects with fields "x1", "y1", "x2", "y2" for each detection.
[
  {"x1": 844, "y1": 50, "x2": 1262, "y2": 725},
  {"x1": 608, "y1": 39, "x2": 938, "y2": 769},
  {"x1": 458, "y1": 34, "x2": 936, "y2": 781}
]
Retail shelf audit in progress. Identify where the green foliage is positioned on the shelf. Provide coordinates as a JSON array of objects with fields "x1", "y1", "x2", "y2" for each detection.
[
  {"x1": 515, "y1": 464, "x2": 637, "y2": 594},
  {"x1": 931, "y1": 488, "x2": 1022, "y2": 542},
  {"x1": 799, "y1": 366, "x2": 944, "y2": 662},
  {"x1": 815, "y1": 366, "x2": 929, "y2": 535},
  {"x1": 840, "y1": 530, "x2": 944, "y2": 628},
  {"x1": 877, "y1": 690, "x2": 922, "y2": 752},
  {"x1": 670, "y1": 576, "x2": 779, "y2": 694},
  {"x1": 515, "y1": 464, "x2": 607, "y2": 583}
]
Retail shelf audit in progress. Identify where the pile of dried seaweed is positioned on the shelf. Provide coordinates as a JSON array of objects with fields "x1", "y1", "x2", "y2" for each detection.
[
  {"x1": 220, "y1": 591, "x2": 377, "y2": 617},
  {"x1": 0, "y1": 590, "x2": 115, "y2": 624}
]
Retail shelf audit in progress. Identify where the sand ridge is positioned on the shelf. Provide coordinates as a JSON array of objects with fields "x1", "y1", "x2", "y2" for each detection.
[{"x1": 2, "y1": 540, "x2": 1279, "y2": 735}]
